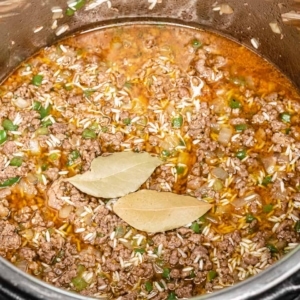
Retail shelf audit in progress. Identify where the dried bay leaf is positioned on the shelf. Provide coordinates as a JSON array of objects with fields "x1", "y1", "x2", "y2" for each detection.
[
  {"x1": 113, "y1": 190, "x2": 212, "y2": 233},
  {"x1": 66, "y1": 152, "x2": 161, "y2": 198}
]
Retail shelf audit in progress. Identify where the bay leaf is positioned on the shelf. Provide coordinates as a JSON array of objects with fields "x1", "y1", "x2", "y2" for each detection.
[
  {"x1": 113, "y1": 190, "x2": 212, "y2": 233},
  {"x1": 66, "y1": 152, "x2": 161, "y2": 198}
]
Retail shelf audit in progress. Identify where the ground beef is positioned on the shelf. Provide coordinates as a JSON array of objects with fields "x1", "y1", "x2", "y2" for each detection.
[
  {"x1": 243, "y1": 254, "x2": 259, "y2": 266},
  {"x1": 0, "y1": 221, "x2": 21, "y2": 250},
  {"x1": 47, "y1": 179, "x2": 65, "y2": 210},
  {"x1": 175, "y1": 284, "x2": 193, "y2": 298}
]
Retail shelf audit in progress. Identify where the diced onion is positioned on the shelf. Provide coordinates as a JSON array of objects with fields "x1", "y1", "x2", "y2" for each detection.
[
  {"x1": 261, "y1": 156, "x2": 277, "y2": 174},
  {"x1": 13, "y1": 97, "x2": 30, "y2": 108},
  {"x1": 211, "y1": 167, "x2": 229, "y2": 180},
  {"x1": 19, "y1": 178, "x2": 37, "y2": 196},
  {"x1": 59, "y1": 205, "x2": 73, "y2": 219},
  {"x1": 15, "y1": 260, "x2": 28, "y2": 272},
  {"x1": 213, "y1": 179, "x2": 224, "y2": 191},
  {"x1": 160, "y1": 134, "x2": 180, "y2": 150},
  {"x1": 211, "y1": 98, "x2": 225, "y2": 114},
  {"x1": 83, "y1": 213, "x2": 93, "y2": 225},
  {"x1": 218, "y1": 127, "x2": 233, "y2": 145},
  {"x1": 21, "y1": 229, "x2": 34, "y2": 240},
  {"x1": 76, "y1": 206, "x2": 85, "y2": 216},
  {"x1": 29, "y1": 140, "x2": 41, "y2": 154},
  {"x1": 26, "y1": 173, "x2": 38, "y2": 184}
]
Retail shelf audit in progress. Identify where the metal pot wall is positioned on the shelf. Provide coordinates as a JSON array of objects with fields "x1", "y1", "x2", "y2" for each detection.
[{"x1": 0, "y1": 1, "x2": 300, "y2": 299}]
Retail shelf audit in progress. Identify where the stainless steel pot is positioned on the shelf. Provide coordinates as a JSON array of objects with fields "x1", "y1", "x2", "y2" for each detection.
[{"x1": 0, "y1": 1, "x2": 300, "y2": 299}]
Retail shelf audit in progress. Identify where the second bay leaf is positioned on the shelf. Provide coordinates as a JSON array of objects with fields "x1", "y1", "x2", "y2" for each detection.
[
  {"x1": 113, "y1": 190, "x2": 213, "y2": 233},
  {"x1": 66, "y1": 152, "x2": 162, "y2": 198}
]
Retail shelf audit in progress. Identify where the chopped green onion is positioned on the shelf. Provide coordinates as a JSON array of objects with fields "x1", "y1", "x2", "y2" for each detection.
[
  {"x1": 67, "y1": 150, "x2": 80, "y2": 166},
  {"x1": 124, "y1": 81, "x2": 132, "y2": 89},
  {"x1": 134, "y1": 248, "x2": 145, "y2": 254},
  {"x1": 66, "y1": 7, "x2": 75, "y2": 16},
  {"x1": 89, "y1": 123, "x2": 99, "y2": 131},
  {"x1": 199, "y1": 215, "x2": 207, "y2": 223},
  {"x1": 83, "y1": 89, "x2": 95, "y2": 98},
  {"x1": 229, "y1": 98, "x2": 242, "y2": 109},
  {"x1": 285, "y1": 128, "x2": 291, "y2": 135},
  {"x1": 41, "y1": 163, "x2": 48, "y2": 171},
  {"x1": 0, "y1": 176, "x2": 20, "y2": 188},
  {"x1": 191, "y1": 222, "x2": 200, "y2": 233},
  {"x1": 49, "y1": 154, "x2": 59, "y2": 161},
  {"x1": 294, "y1": 220, "x2": 300, "y2": 233},
  {"x1": 172, "y1": 115, "x2": 183, "y2": 128},
  {"x1": 189, "y1": 270, "x2": 196, "y2": 278},
  {"x1": 207, "y1": 270, "x2": 217, "y2": 282},
  {"x1": 191, "y1": 39, "x2": 202, "y2": 48},
  {"x1": 33, "y1": 101, "x2": 42, "y2": 111},
  {"x1": 162, "y1": 267, "x2": 170, "y2": 279},
  {"x1": 70, "y1": 150, "x2": 80, "y2": 160},
  {"x1": 279, "y1": 112, "x2": 291, "y2": 123},
  {"x1": 234, "y1": 124, "x2": 247, "y2": 132},
  {"x1": 71, "y1": 276, "x2": 88, "y2": 291},
  {"x1": 236, "y1": 149, "x2": 247, "y2": 160},
  {"x1": 263, "y1": 204, "x2": 273, "y2": 213},
  {"x1": 266, "y1": 243, "x2": 278, "y2": 253},
  {"x1": 245, "y1": 213, "x2": 256, "y2": 223},
  {"x1": 32, "y1": 74, "x2": 43, "y2": 86},
  {"x1": 262, "y1": 175, "x2": 272, "y2": 186},
  {"x1": 2, "y1": 119, "x2": 18, "y2": 131},
  {"x1": 123, "y1": 118, "x2": 131, "y2": 125},
  {"x1": 9, "y1": 157, "x2": 23, "y2": 167},
  {"x1": 82, "y1": 128, "x2": 96, "y2": 139},
  {"x1": 39, "y1": 105, "x2": 52, "y2": 119},
  {"x1": 167, "y1": 292, "x2": 177, "y2": 300},
  {"x1": 101, "y1": 126, "x2": 108, "y2": 133},
  {"x1": 145, "y1": 281, "x2": 153, "y2": 293},
  {"x1": 64, "y1": 83, "x2": 73, "y2": 91},
  {"x1": 74, "y1": 0, "x2": 86, "y2": 9},
  {"x1": 176, "y1": 165, "x2": 185, "y2": 175},
  {"x1": 0, "y1": 130, "x2": 7, "y2": 145},
  {"x1": 161, "y1": 150, "x2": 171, "y2": 158},
  {"x1": 41, "y1": 119, "x2": 53, "y2": 127},
  {"x1": 35, "y1": 127, "x2": 49, "y2": 136}
]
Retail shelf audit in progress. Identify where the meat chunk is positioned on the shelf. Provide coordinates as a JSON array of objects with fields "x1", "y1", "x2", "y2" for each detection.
[
  {"x1": 47, "y1": 179, "x2": 65, "y2": 210},
  {"x1": 0, "y1": 221, "x2": 21, "y2": 250},
  {"x1": 175, "y1": 284, "x2": 193, "y2": 298},
  {"x1": 243, "y1": 254, "x2": 259, "y2": 266},
  {"x1": 2, "y1": 141, "x2": 17, "y2": 156}
]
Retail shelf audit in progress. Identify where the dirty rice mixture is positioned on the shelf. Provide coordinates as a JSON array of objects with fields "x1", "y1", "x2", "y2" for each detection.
[{"x1": 0, "y1": 24, "x2": 300, "y2": 299}]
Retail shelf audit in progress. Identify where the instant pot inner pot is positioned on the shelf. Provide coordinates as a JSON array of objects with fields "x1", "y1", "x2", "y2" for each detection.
[{"x1": 0, "y1": 1, "x2": 300, "y2": 300}]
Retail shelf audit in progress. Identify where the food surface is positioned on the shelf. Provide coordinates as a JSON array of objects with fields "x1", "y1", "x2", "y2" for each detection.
[{"x1": 0, "y1": 24, "x2": 300, "y2": 299}]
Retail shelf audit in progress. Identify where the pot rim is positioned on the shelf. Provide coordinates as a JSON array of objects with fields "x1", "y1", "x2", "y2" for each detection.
[
  {"x1": 0, "y1": 244, "x2": 299, "y2": 300},
  {"x1": 0, "y1": 18, "x2": 300, "y2": 300}
]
